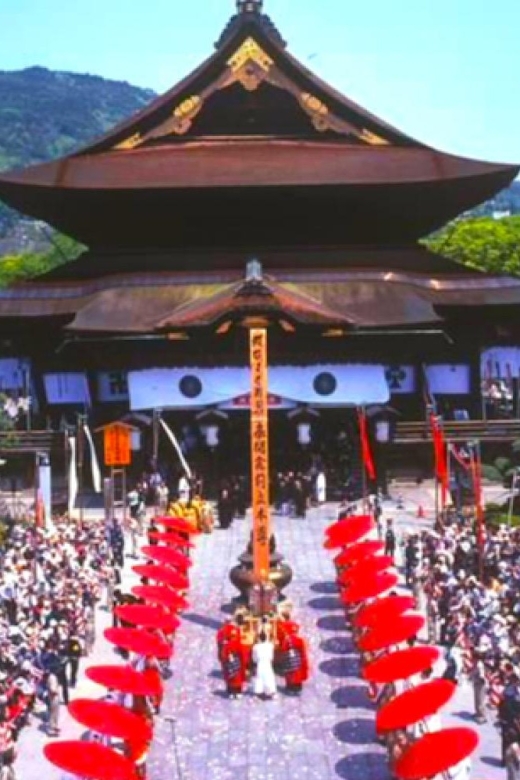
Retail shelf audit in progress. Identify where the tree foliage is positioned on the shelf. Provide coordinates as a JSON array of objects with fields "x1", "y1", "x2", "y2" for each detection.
[
  {"x1": 0, "y1": 235, "x2": 83, "y2": 287},
  {"x1": 425, "y1": 215, "x2": 520, "y2": 276}
]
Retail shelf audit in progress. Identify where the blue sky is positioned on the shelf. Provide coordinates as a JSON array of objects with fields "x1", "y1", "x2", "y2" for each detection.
[{"x1": 1, "y1": 0, "x2": 519, "y2": 164}]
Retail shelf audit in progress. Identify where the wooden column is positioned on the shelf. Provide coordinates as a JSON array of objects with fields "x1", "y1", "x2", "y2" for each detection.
[{"x1": 249, "y1": 328, "x2": 270, "y2": 583}]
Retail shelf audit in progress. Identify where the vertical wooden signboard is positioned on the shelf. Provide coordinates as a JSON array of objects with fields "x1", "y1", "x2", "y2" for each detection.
[
  {"x1": 249, "y1": 328, "x2": 270, "y2": 583},
  {"x1": 104, "y1": 423, "x2": 132, "y2": 467}
]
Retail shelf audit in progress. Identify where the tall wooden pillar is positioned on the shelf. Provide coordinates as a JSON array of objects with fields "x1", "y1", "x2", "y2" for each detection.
[{"x1": 249, "y1": 328, "x2": 270, "y2": 583}]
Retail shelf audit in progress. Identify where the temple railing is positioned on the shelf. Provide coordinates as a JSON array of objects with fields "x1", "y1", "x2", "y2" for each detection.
[
  {"x1": 0, "y1": 430, "x2": 67, "y2": 454},
  {"x1": 393, "y1": 419, "x2": 520, "y2": 444}
]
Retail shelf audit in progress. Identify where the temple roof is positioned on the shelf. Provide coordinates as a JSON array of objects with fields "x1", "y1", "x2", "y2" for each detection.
[
  {"x1": 0, "y1": 5, "x2": 516, "y2": 249},
  {"x1": 2, "y1": 258, "x2": 520, "y2": 332}
]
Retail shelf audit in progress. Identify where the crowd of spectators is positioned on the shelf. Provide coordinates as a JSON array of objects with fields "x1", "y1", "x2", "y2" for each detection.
[
  {"x1": 0, "y1": 518, "x2": 112, "y2": 768},
  {"x1": 401, "y1": 512, "x2": 520, "y2": 770}
]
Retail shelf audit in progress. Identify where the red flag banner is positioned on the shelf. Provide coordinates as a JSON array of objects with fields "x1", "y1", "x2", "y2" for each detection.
[
  {"x1": 469, "y1": 447, "x2": 485, "y2": 550},
  {"x1": 430, "y1": 414, "x2": 449, "y2": 506},
  {"x1": 358, "y1": 408, "x2": 376, "y2": 481}
]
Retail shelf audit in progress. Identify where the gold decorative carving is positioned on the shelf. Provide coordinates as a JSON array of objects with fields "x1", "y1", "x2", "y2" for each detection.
[
  {"x1": 113, "y1": 132, "x2": 142, "y2": 150},
  {"x1": 228, "y1": 37, "x2": 273, "y2": 72},
  {"x1": 171, "y1": 95, "x2": 203, "y2": 135},
  {"x1": 359, "y1": 129, "x2": 390, "y2": 146},
  {"x1": 300, "y1": 92, "x2": 330, "y2": 132}
]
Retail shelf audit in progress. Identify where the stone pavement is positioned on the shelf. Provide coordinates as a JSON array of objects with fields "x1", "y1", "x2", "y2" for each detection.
[{"x1": 19, "y1": 486, "x2": 507, "y2": 779}]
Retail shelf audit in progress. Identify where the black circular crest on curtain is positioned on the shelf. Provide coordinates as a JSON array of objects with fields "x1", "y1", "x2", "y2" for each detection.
[
  {"x1": 313, "y1": 372, "x2": 337, "y2": 396},
  {"x1": 179, "y1": 375, "x2": 203, "y2": 399}
]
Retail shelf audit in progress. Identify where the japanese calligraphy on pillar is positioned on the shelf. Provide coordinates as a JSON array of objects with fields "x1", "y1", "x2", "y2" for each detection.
[{"x1": 249, "y1": 328, "x2": 270, "y2": 583}]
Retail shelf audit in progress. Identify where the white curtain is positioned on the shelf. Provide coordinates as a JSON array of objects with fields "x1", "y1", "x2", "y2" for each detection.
[
  {"x1": 481, "y1": 347, "x2": 520, "y2": 379},
  {"x1": 129, "y1": 365, "x2": 389, "y2": 409},
  {"x1": 159, "y1": 418, "x2": 192, "y2": 479},
  {"x1": 44, "y1": 373, "x2": 91, "y2": 405},
  {"x1": 68, "y1": 436, "x2": 78, "y2": 517},
  {"x1": 425, "y1": 365, "x2": 471, "y2": 395},
  {"x1": 83, "y1": 424, "x2": 102, "y2": 493}
]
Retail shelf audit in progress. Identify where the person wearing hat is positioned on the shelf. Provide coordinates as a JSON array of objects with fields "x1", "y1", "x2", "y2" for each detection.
[{"x1": 278, "y1": 621, "x2": 309, "y2": 696}]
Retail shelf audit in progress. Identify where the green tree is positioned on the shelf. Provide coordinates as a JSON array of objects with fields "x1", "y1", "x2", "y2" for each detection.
[
  {"x1": 425, "y1": 216, "x2": 520, "y2": 276},
  {"x1": 0, "y1": 234, "x2": 83, "y2": 287}
]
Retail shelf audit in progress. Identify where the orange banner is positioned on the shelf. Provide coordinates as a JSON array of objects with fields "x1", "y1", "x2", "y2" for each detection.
[
  {"x1": 104, "y1": 423, "x2": 131, "y2": 466},
  {"x1": 249, "y1": 328, "x2": 270, "y2": 583}
]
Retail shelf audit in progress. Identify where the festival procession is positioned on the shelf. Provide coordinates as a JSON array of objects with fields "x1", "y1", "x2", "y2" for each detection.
[{"x1": 0, "y1": 1, "x2": 520, "y2": 780}]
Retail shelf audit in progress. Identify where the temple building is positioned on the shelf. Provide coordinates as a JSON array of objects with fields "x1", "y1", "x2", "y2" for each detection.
[{"x1": 0, "y1": 0, "x2": 519, "y2": 489}]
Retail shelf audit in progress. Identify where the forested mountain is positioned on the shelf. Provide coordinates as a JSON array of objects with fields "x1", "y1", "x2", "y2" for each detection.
[{"x1": 0, "y1": 67, "x2": 156, "y2": 247}]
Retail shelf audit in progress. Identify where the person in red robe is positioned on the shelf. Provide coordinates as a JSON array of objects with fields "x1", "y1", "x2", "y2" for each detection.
[
  {"x1": 279, "y1": 623, "x2": 309, "y2": 696},
  {"x1": 220, "y1": 627, "x2": 248, "y2": 699}
]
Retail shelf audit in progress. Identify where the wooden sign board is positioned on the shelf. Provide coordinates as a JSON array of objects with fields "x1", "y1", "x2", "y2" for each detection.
[
  {"x1": 249, "y1": 328, "x2": 270, "y2": 584},
  {"x1": 103, "y1": 423, "x2": 132, "y2": 466}
]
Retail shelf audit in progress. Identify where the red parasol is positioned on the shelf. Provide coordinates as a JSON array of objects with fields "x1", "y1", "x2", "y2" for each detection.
[
  {"x1": 140, "y1": 545, "x2": 192, "y2": 570},
  {"x1": 376, "y1": 679, "x2": 456, "y2": 733},
  {"x1": 362, "y1": 646, "x2": 441, "y2": 684},
  {"x1": 115, "y1": 604, "x2": 180, "y2": 633},
  {"x1": 323, "y1": 515, "x2": 375, "y2": 550},
  {"x1": 354, "y1": 595, "x2": 416, "y2": 629},
  {"x1": 86, "y1": 664, "x2": 162, "y2": 696},
  {"x1": 357, "y1": 613, "x2": 425, "y2": 652},
  {"x1": 147, "y1": 531, "x2": 195, "y2": 549},
  {"x1": 326, "y1": 514, "x2": 372, "y2": 537},
  {"x1": 394, "y1": 727, "x2": 479, "y2": 780},
  {"x1": 132, "y1": 564, "x2": 189, "y2": 590},
  {"x1": 132, "y1": 585, "x2": 189, "y2": 612},
  {"x1": 155, "y1": 516, "x2": 200, "y2": 535},
  {"x1": 340, "y1": 570, "x2": 399, "y2": 604},
  {"x1": 104, "y1": 627, "x2": 172, "y2": 659},
  {"x1": 334, "y1": 540, "x2": 384, "y2": 567},
  {"x1": 338, "y1": 555, "x2": 394, "y2": 586},
  {"x1": 69, "y1": 699, "x2": 153, "y2": 742},
  {"x1": 44, "y1": 741, "x2": 138, "y2": 780}
]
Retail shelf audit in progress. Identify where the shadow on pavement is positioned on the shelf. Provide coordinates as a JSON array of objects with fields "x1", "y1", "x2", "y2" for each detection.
[
  {"x1": 321, "y1": 636, "x2": 355, "y2": 655},
  {"x1": 320, "y1": 656, "x2": 359, "y2": 679},
  {"x1": 335, "y1": 751, "x2": 388, "y2": 779},
  {"x1": 182, "y1": 612, "x2": 223, "y2": 630},
  {"x1": 331, "y1": 685, "x2": 373, "y2": 710},
  {"x1": 308, "y1": 596, "x2": 343, "y2": 611},
  {"x1": 451, "y1": 709, "x2": 479, "y2": 722},
  {"x1": 310, "y1": 581, "x2": 338, "y2": 594},
  {"x1": 333, "y1": 718, "x2": 377, "y2": 745},
  {"x1": 317, "y1": 615, "x2": 349, "y2": 632},
  {"x1": 481, "y1": 756, "x2": 503, "y2": 768}
]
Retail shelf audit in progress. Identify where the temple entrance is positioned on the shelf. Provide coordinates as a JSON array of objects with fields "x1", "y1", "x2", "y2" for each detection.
[{"x1": 149, "y1": 408, "x2": 362, "y2": 501}]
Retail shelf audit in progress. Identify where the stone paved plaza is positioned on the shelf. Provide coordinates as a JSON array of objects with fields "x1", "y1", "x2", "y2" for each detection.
[{"x1": 18, "y1": 485, "x2": 507, "y2": 780}]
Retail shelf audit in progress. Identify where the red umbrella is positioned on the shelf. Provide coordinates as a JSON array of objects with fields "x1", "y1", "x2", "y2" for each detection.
[
  {"x1": 326, "y1": 514, "x2": 372, "y2": 537},
  {"x1": 376, "y1": 679, "x2": 456, "y2": 733},
  {"x1": 357, "y1": 613, "x2": 425, "y2": 652},
  {"x1": 354, "y1": 595, "x2": 416, "y2": 629},
  {"x1": 141, "y1": 545, "x2": 192, "y2": 571},
  {"x1": 147, "y1": 531, "x2": 195, "y2": 549},
  {"x1": 394, "y1": 727, "x2": 479, "y2": 780},
  {"x1": 86, "y1": 664, "x2": 162, "y2": 696},
  {"x1": 104, "y1": 627, "x2": 172, "y2": 659},
  {"x1": 44, "y1": 741, "x2": 138, "y2": 780},
  {"x1": 362, "y1": 646, "x2": 441, "y2": 684},
  {"x1": 155, "y1": 516, "x2": 200, "y2": 535},
  {"x1": 338, "y1": 555, "x2": 394, "y2": 586},
  {"x1": 334, "y1": 540, "x2": 385, "y2": 567},
  {"x1": 132, "y1": 585, "x2": 189, "y2": 612},
  {"x1": 324, "y1": 515, "x2": 375, "y2": 550},
  {"x1": 340, "y1": 570, "x2": 399, "y2": 604},
  {"x1": 115, "y1": 604, "x2": 180, "y2": 634},
  {"x1": 69, "y1": 699, "x2": 153, "y2": 742},
  {"x1": 132, "y1": 564, "x2": 189, "y2": 590}
]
